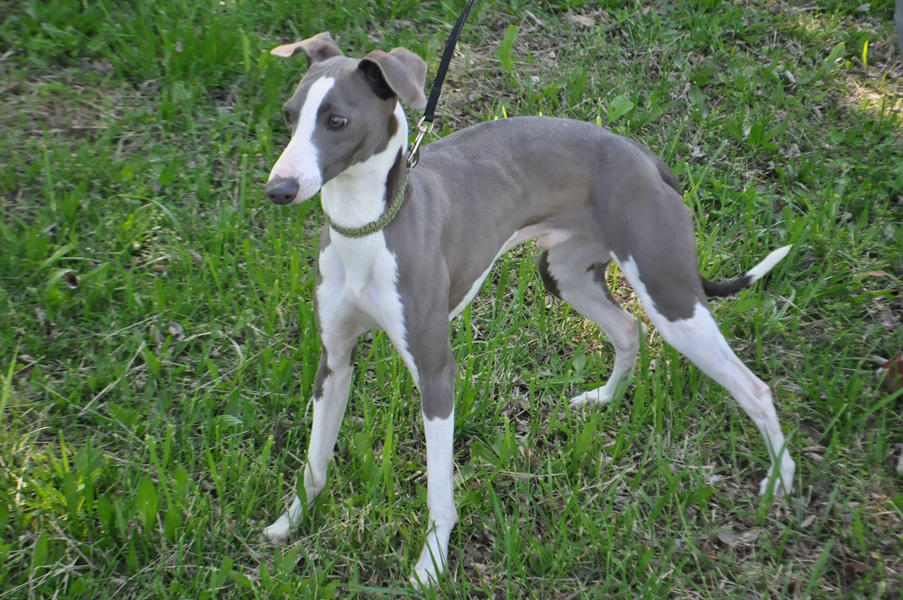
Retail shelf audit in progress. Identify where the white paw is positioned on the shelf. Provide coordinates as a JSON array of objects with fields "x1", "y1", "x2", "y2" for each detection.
[
  {"x1": 569, "y1": 388, "x2": 615, "y2": 408},
  {"x1": 759, "y1": 476, "x2": 786, "y2": 496},
  {"x1": 409, "y1": 540, "x2": 447, "y2": 588},
  {"x1": 409, "y1": 556, "x2": 442, "y2": 589},
  {"x1": 260, "y1": 515, "x2": 291, "y2": 545},
  {"x1": 758, "y1": 457, "x2": 796, "y2": 496}
]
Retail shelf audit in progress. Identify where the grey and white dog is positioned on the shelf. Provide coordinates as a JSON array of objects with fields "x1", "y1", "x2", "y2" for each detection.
[{"x1": 262, "y1": 32, "x2": 796, "y2": 586}]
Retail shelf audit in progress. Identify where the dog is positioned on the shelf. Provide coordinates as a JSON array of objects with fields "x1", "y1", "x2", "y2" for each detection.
[{"x1": 261, "y1": 32, "x2": 796, "y2": 586}]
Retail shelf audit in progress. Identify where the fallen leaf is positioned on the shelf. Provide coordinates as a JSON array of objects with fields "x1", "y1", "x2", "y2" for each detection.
[
  {"x1": 875, "y1": 306, "x2": 899, "y2": 329},
  {"x1": 64, "y1": 271, "x2": 79, "y2": 289},
  {"x1": 717, "y1": 528, "x2": 761, "y2": 547},
  {"x1": 782, "y1": 143, "x2": 801, "y2": 159},
  {"x1": 568, "y1": 14, "x2": 596, "y2": 27},
  {"x1": 877, "y1": 352, "x2": 903, "y2": 394},
  {"x1": 92, "y1": 61, "x2": 114, "y2": 75},
  {"x1": 167, "y1": 321, "x2": 185, "y2": 342}
]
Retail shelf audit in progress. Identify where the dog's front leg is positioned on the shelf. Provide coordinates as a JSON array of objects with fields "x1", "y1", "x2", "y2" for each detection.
[
  {"x1": 263, "y1": 331, "x2": 357, "y2": 544},
  {"x1": 409, "y1": 351, "x2": 458, "y2": 587}
]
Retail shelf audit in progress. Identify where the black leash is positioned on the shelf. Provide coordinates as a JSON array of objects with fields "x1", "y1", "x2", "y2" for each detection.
[{"x1": 407, "y1": 0, "x2": 477, "y2": 169}]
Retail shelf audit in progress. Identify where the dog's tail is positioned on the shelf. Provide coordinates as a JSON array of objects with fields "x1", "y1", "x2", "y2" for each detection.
[{"x1": 702, "y1": 245, "x2": 792, "y2": 297}]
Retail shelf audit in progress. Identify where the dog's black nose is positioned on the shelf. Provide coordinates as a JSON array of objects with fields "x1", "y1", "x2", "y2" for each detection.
[{"x1": 266, "y1": 177, "x2": 300, "y2": 205}]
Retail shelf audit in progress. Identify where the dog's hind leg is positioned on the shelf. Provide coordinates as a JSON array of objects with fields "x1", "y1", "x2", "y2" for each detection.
[
  {"x1": 616, "y1": 254, "x2": 796, "y2": 495},
  {"x1": 538, "y1": 239, "x2": 641, "y2": 408},
  {"x1": 262, "y1": 319, "x2": 361, "y2": 544}
]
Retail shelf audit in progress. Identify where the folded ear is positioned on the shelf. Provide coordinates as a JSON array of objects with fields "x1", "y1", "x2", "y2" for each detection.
[
  {"x1": 358, "y1": 48, "x2": 427, "y2": 110},
  {"x1": 271, "y1": 32, "x2": 344, "y2": 63}
]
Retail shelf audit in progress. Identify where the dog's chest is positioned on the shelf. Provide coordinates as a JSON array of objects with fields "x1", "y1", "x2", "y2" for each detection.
[{"x1": 316, "y1": 233, "x2": 407, "y2": 331}]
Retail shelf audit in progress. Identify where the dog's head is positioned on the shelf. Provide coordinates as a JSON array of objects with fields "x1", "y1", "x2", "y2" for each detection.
[{"x1": 265, "y1": 32, "x2": 427, "y2": 205}]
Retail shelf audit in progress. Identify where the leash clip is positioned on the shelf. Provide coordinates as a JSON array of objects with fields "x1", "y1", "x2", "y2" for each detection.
[
  {"x1": 407, "y1": 117, "x2": 434, "y2": 170},
  {"x1": 407, "y1": 0, "x2": 474, "y2": 171}
]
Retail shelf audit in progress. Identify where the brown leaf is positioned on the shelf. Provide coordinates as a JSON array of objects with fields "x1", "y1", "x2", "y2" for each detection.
[{"x1": 877, "y1": 352, "x2": 903, "y2": 394}]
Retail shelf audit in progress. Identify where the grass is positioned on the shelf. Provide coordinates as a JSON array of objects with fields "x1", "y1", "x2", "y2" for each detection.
[{"x1": 1, "y1": 0, "x2": 902, "y2": 597}]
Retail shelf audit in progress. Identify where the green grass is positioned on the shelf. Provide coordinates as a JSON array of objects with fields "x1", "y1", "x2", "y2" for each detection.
[{"x1": 1, "y1": 0, "x2": 902, "y2": 597}]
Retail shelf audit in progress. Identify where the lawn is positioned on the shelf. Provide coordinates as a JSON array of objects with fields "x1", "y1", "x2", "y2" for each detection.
[{"x1": 1, "y1": 0, "x2": 902, "y2": 597}]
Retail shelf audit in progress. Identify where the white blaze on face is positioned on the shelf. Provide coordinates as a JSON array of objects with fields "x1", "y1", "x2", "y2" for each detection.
[{"x1": 268, "y1": 77, "x2": 335, "y2": 203}]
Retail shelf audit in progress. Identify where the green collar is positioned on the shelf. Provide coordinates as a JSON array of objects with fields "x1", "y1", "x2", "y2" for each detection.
[{"x1": 323, "y1": 175, "x2": 409, "y2": 238}]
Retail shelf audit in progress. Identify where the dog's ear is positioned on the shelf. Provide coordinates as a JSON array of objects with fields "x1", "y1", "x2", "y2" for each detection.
[
  {"x1": 271, "y1": 32, "x2": 344, "y2": 64},
  {"x1": 358, "y1": 48, "x2": 427, "y2": 110}
]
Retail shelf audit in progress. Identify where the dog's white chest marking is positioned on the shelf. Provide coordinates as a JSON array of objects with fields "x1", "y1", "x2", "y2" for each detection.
[
  {"x1": 310, "y1": 100, "x2": 418, "y2": 382},
  {"x1": 318, "y1": 233, "x2": 420, "y2": 385}
]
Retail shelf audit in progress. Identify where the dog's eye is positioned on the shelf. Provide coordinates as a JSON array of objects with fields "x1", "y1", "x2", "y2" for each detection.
[
  {"x1": 283, "y1": 109, "x2": 293, "y2": 127},
  {"x1": 328, "y1": 115, "x2": 348, "y2": 130}
]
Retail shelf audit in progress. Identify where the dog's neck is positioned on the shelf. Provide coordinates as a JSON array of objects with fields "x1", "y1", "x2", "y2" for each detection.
[{"x1": 321, "y1": 102, "x2": 409, "y2": 231}]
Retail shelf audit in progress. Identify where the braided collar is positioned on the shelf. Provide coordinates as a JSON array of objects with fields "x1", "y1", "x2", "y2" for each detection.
[{"x1": 323, "y1": 174, "x2": 409, "y2": 238}]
